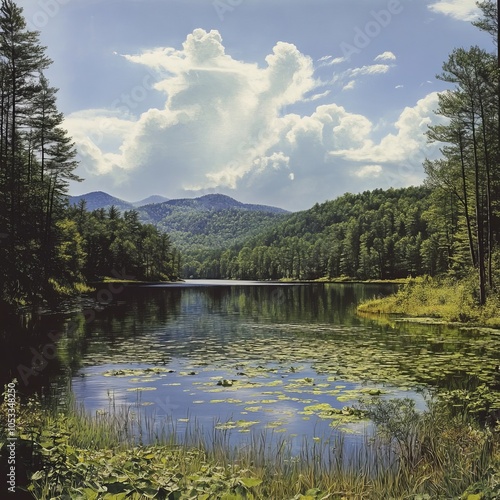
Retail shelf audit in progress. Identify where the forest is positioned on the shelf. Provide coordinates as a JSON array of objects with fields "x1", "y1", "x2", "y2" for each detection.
[
  {"x1": 192, "y1": 186, "x2": 435, "y2": 280},
  {"x1": 0, "y1": 0, "x2": 180, "y2": 311},
  {"x1": 3, "y1": 1, "x2": 500, "y2": 499}
]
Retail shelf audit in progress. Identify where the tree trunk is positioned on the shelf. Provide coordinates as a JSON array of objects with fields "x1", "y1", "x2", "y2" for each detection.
[{"x1": 471, "y1": 111, "x2": 487, "y2": 305}]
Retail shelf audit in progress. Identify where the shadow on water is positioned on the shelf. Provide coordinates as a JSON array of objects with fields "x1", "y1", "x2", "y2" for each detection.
[{"x1": 4, "y1": 281, "x2": 500, "y2": 452}]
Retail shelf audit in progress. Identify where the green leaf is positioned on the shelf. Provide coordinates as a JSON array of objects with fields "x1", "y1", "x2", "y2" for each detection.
[
  {"x1": 81, "y1": 489, "x2": 100, "y2": 500},
  {"x1": 239, "y1": 477, "x2": 263, "y2": 488},
  {"x1": 30, "y1": 470, "x2": 45, "y2": 481},
  {"x1": 103, "y1": 494, "x2": 129, "y2": 500}
]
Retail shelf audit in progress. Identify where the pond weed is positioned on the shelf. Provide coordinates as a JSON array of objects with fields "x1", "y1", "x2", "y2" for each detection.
[{"x1": 3, "y1": 387, "x2": 500, "y2": 499}]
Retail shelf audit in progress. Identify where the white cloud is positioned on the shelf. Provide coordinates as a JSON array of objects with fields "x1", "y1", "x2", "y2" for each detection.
[
  {"x1": 374, "y1": 51, "x2": 396, "y2": 62},
  {"x1": 318, "y1": 56, "x2": 348, "y2": 67},
  {"x1": 66, "y1": 29, "x2": 317, "y2": 199},
  {"x1": 304, "y1": 90, "x2": 331, "y2": 102},
  {"x1": 65, "y1": 30, "x2": 444, "y2": 210},
  {"x1": 349, "y1": 64, "x2": 391, "y2": 77},
  {"x1": 428, "y1": 0, "x2": 480, "y2": 21},
  {"x1": 342, "y1": 80, "x2": 356, "y2": 91},
  {"x1": 330, "y1": 92, "x2": 445, "y2": 166},
  {"x1": 353, "y1": 165, "x2": 383, "y2": 178},
  {"x1": 331, "y1": 64, "x2": 393, "y2": 93}
]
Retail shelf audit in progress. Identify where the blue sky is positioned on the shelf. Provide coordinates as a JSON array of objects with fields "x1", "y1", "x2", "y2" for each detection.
[{"x1": 17, "y1": 0, "x2": 493, "y2": 210}]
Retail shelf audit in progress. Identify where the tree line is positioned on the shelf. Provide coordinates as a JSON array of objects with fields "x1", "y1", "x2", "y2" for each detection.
[
  {"x1": 0, "y1": 1, "x2": 179, "y2": 310},
  {"x1": 69, "y1": 201, "x2": 181, "y2": 283},
  {"x1": 193, "y1": 1, "x2": 500, "y2": 305},
  {"x1": 424, "y1": 1, "x2": 500, "y2": 304},
  {"x1": 193, "y1": 187, "x2": 440, "y2": 281}
]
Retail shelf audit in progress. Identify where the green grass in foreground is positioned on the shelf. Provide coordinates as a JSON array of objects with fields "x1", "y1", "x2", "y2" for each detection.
[
  {"x1": 2, "y1": 389, "x2": 500, "y2": 499},
  {"x1": 357, "y1": 275, "x2": 500, "y2": 328}
]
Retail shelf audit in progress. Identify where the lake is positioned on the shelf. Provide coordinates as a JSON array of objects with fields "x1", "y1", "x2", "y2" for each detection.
[{"x1": 5, "y1": 281, "x2": 500, "y2": 451}]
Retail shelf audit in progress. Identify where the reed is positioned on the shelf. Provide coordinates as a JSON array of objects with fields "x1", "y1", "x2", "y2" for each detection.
[
  {"x1": 357, "y1": 274, "x2": 500, "y2": 327},
  {"x1": 3, "y1": 389, "x2": 498, "y2": 499}
]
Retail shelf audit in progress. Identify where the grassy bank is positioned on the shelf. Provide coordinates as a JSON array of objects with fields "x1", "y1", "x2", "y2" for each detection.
[
  {"x1": 2, "y1": 389, "x2": 500, "y2": 499},
  {"x1": 278, "y1": 276, "x2": 408, "y2": 285},
  {"x1": 357, "y1": 275, "x2": 500, "y2": 328}
]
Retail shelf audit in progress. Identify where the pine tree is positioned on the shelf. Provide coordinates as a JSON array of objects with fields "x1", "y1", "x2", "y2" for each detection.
[
  {"x1": 427, "y1": 47, "x2": 498, "y2": 304},
  {"x1": 0, "y1": 0, "x2": 81, "y2": 306}
]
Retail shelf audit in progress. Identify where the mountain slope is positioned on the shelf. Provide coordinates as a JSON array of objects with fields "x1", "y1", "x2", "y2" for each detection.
[
  {"x1": 143, "y1": 194, "x2": 287, "y2": 219},
  {"x1": 196, "y1": 186, "x2": 434, "y2": 280},
  {"x1": 68, "y1": 191, "x2": 134, "y2": 211},
  {"x1": 137, "y1": 195, "x2": 290, "y2": 275},
  {"x1": 132, "y1": 195, "x2": 170, "y2": 207}
]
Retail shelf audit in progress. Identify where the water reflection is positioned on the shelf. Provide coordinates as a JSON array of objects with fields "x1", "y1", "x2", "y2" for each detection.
[
  {"x1": 66, "y1": 283, "x2": 414, "y2": 447},
  {"x1": 4, "y1": 282, "x2": 500, "y2": 449}
]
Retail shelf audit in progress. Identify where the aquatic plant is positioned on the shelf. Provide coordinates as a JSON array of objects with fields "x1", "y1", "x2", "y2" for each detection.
[
  {"x1": 2, "y1": 389, "x2": 500, "y2": 499},
  {"x1": 357, "y1": 274, "x2": 500, "y2": 327}
]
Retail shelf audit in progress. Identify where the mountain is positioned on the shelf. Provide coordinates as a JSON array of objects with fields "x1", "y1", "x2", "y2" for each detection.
[
  {"x1": 67, "y1": 192, "x2": 285, "y2": 215},
  {"x1": 132, "y1": 195, "x2": 170, "y2": 207},
  {"x1": 68, "y1": 191, "x2": 134, "y2": 211},
  {"x1": 156, "y1": 194, "x2": 287, "y2": 214},
  {"x1": 67, "y1": 192, "x2": 290, "y2": 276},
  {"x1": 137, "y1": 194, "x2": 290, "y2": 274}
]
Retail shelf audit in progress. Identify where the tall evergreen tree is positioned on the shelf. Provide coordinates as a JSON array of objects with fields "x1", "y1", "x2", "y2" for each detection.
[
  {"x1": 426, "y1": 46, "x2": 499, "y2": 304},
  {"x1": 0, "y1": 0, "x2": 81, "y2": 306}
]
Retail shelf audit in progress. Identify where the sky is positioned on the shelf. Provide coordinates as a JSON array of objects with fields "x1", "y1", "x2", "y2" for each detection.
[{"x1": 16, "y1": 0, "x2": 494, "y2": 211}]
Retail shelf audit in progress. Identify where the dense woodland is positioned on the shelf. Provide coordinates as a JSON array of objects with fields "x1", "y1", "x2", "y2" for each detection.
[
  {"x1": 69, "y1": 202, "x2": 181, "y2": 283},
  {"x1": 137, "y1": 196, "x2": 288, "y2": 278},
  {"x1": 192, "y1": 187, "x2": 436, "y2": 280},
  {"x1": 0, "y1": 0, "x2": 179, "y2": 310},
  {"x1": 189, "y1": 2, "x2": 500, "y2": 306},
  {"x1": 1, "y1": 0, "x2": 500, "y2": 311}
]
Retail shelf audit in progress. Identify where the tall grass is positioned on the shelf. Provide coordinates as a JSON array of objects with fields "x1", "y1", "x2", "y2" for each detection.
[
  {"x1": 357, "y1": 274, "x2": 500, "y2": 327},
  {"x1": 2, "y1": 389, "x2": 499, "y2": 499}
]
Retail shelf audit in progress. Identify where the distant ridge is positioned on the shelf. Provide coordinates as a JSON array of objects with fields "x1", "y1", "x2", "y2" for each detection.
[
  {"x1": 68, "y1": 191, "x2": 288, "y2": 214},
  {"x1": 159, "y1": 193, "x2": 288, "y2": 214},
  {"x1": 132, "y1": 195, "x2": 170, "y2": 207},
  {"x1": 68, "y1": 191, "x2": 134, "y2": 211}
]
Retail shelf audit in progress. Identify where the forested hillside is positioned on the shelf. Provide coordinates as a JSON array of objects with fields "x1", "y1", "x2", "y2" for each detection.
[
  {"x1": 194, "y1": 186, "x2": 437, "y2": 280},
  {"x1": 68, "y1": 192, "x2": 289, "y2": 280},
  {"x1": 141, "y1": 193, "x2": 287, "y2": 216},
  {"x1": 0, "y1": 1, "x2": 180, "y2": 309},
  {"x1": 128, "y1": 193, "x2": 286, "y2": 277}
]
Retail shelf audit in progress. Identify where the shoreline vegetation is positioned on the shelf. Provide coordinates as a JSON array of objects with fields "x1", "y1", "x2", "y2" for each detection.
[
  {"x1": 2, "y1": 391, "x2": 500, "y2": 499},
  {"x1": 97, "y1": 277, "x2": 185, "y2": 285},
  {"x1": 357, "y1": 275, "x2": 500, "y2": 329},
  {"x1": 281, "y1": 277, "x2": 409, "y2": 285},
  {"x1": 2, "y1": 0, "x2": 500, "y2": 498}
]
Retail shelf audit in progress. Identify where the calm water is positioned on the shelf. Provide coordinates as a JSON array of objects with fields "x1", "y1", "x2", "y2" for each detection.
[{"x1": 4, "y1": 281, "x2": 500, "y2": 450}]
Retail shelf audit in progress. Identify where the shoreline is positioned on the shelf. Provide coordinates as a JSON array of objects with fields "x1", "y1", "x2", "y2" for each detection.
[
  {"x1": 356, "y1": 276, "x2": 500, "y2": 330},
  {"x1": 280, "y1": 277, "x2": 408, "y2": 285}
]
